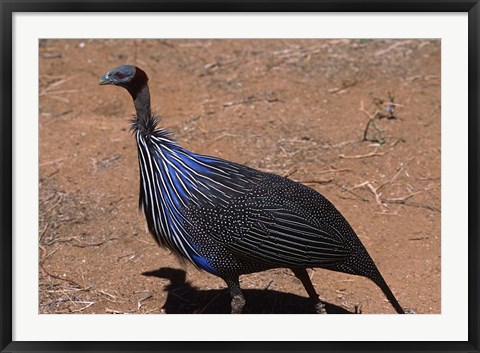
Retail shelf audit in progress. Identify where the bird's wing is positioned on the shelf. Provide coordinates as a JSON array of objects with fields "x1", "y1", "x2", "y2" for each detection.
[{"x1": 206, "y1": 197, "x2": 354, "y2": 268}]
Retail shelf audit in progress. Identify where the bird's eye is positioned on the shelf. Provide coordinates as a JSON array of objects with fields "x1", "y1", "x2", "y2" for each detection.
[{"x1": 116, "y1": 73, "x2": 125, "y2": 79}]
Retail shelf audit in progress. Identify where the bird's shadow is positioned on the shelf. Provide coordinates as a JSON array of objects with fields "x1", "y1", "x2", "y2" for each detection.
[{"x1": 142, "y1": 267, "x2": 352, "y2": 314}]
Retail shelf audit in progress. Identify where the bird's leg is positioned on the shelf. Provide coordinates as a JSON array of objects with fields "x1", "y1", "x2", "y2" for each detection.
[
  {"x1": 291, "y1": 268, "x2": 327, "y2": 314},
  {"x1": 225, "y1": 277, "x2": 245, "y2": 314}
]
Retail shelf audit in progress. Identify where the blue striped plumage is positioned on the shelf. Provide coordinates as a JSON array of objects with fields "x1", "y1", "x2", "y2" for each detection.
[
  {"x1": 135, "y1": 124, "x2": 260, "y2": 273},
  {"x1": 134, "y1": 121, "x2": 354, "y2": 273}
]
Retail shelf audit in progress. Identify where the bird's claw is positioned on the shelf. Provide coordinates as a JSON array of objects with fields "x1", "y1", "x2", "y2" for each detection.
[
  {"x1": 314, "y1": 301, "x2": 328, "y2": 314},
  {"x1": 231, "y1": 294, "x2": 246, "y2": 314}
]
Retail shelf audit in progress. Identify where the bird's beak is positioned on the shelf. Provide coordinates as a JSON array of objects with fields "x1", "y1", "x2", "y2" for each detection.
[{"x1": 98, "y1": 73, "x2": 111, "y2": 85}]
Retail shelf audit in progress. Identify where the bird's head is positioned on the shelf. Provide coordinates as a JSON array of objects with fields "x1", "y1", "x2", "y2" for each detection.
[{"x1": 99, "y1": 64, "x2": 149, "y2": 92}]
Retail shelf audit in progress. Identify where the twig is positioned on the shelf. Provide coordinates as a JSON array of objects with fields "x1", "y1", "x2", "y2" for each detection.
[
  {"x1": 328, "y1": 79, "x2": 358, "y2": 94},
  {"x1": 350, "y1": 181, "x2": 370, "y2": 190},
  {"x1": 71, "y1": 236, "x2": 118, "y2": 248},
  {"x1": 40, "y1": 298, "x2": 70, "y2": 307},
  {"x1": 376, "y1": 165, "x2": 405, "y2": 193},
  {"x1": 117, "y1": 252, "x2": 140, "y2": 260},
  {"x1": 97, "y1": 289, "x2": 121, "y2": 301},
  {"x1": 43, "y1": 169, "x2": 60, "y2": 179},
  {"x1": 96, "y1": 155, "x2": 122, "y2": 168},
  {"x1": 339, "y1": 188, "x2": 370, "y2": 203},
  {"x1": 359, "y1": 100, "x2": 378, "y2": 120},
  {"x1": 382, "y1": 191, "x2": 421, "y2": 203},
  {"x1": 39, "y1": 221, "x2": 51, "y2": 242},
  {"x1": 384, "y1": 200, "x2": 440, "y2": 212},
  {"x1": 316, "y1": 167, "x2": 351, "y2": 175},
  {"x1": 360, "y1": 96, "x2": 398, "y2": 143},
  {"x1": 137, "y1": 293, "x2": 153, "y2": 309},
  {"x1": 40, "y1": 75, "x2": 78, "y2": 94},
  {"x1": 40, "y1": 262, "x2": 82, "y2": 288},
  {"x1": 40, "y1": 247, "x2": 60, "y2": 263},
  {"x1": 46, "y1": 95, "x2": 70, "y2": 104},
  {"x1": 409, "y1": 236, "x2": 429, "y2": 241},
  {"x1": 41, "y1": 52, "x2": 62, "y2": 59},
  {"x1": 374, "y1": 40, "x2": 413, "y2": 56},
  {"x1": 363, "y1": 118, "x2": 383, "y2": 143},
  {"x1": 223, "y1": 96, "x2": 280, "y2": 108},
  {"x1": 40, "y1": 157, "x2": 67, "y2": 167},
  {"x1": 135, "y1": 238, "x2": 156, "y2": 246},
  {"x1": 212, "y1": 133, "x2": 238, "y2": 141},
  {"x1": 354, "y1": 304, "x2": 363, "y2": 314},
  {"x1": 133, "y1": 290, "x2": 151, "y2": 294},
  {"x1": 297, "y1": 179, "x2": 333, "y2": 185},
  {"x1": 105, "y1": 308, "x2": 125, "y2": 314},
  {"x1": 365, "y1": 182, "x2": 386, "y2": 208},
  {"x1": 42, "y1": 236, "x2": 76, "y2": 246},
  {"x1": 138, "y1": 294, "x2": 153, "y2": 303},
  {"x1": 282, "y1": 167, "x2": 298, "y2": 178},
  {"x1": 71, "y1": 302, "x2": 95, "y2": 313},
  {"x1": 42, "y1": 195, "x2": 63, "y2": 216},
  {"x1": 44, "y1": 286, "x2": 92, "y2": 294},
  {"x1": 338, "y1": 150, "x2": 385, "y2": 159},
  {"x1": 40, "y1": 89, "x2": 79, "y2": 96}
]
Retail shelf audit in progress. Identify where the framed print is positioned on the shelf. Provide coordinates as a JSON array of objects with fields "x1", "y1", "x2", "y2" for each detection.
[{"x1": 1, "y1": 1, "x2": 479, "y2": 353}]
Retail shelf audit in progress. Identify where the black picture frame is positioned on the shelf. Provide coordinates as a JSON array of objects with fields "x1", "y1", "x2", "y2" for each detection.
[{"x1": 1, "y1": 1, "x2": 478, "y2": 352}]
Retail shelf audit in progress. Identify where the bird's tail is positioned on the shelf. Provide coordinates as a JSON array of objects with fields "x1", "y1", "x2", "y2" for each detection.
[
  {"x1": 370, "y1": 269, "x2": 405, "y2": 314},
  {"x1": 360, "y1": 247, "x2": 405, "y2": 314},
  {"x1": 332, "y1": 245, "x2": 405, "y2": 314}
]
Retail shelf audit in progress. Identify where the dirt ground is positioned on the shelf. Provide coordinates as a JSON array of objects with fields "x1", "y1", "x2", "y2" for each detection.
[{"x1": 39, "y1": 39, "x2": 440, "y2": 314}]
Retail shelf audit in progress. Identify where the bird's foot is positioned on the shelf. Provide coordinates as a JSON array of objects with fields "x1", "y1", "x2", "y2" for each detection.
[
  {"x1": 404, "y1": 308, "x2": 417, "y2": 314},
  {"x1": 314, "y1": 301, "x2": 327, "y2": 314},
  {"x1": 231, "y1": 294, "x2": 246, "y2": 314}
]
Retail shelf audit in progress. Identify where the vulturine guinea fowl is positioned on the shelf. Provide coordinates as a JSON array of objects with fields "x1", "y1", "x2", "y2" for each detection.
[{"x1": 99, "y1": 64, "x2": 406, "y2": 314}]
